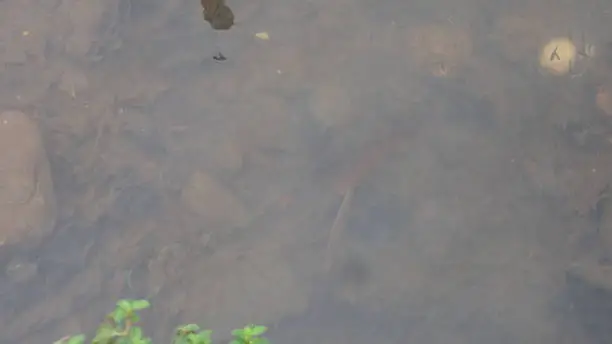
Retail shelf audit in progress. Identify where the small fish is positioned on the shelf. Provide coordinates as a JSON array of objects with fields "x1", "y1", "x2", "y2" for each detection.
[{"x1": 201, "y1": 0, "x2": 235, "y2": 30}]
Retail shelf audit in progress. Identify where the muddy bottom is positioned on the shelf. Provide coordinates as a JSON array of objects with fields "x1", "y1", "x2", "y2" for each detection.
[{"x1": 2, "y1": 0, "x2": 612, "y2": 342}]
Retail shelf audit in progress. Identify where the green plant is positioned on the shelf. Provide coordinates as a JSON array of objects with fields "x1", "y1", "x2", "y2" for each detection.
[
  {"x1": 53, "y1": 299, "x2": 269, "y2": 344},
  {"x1": 229, "y1": 325, "x2": 269, "y2": 344}
]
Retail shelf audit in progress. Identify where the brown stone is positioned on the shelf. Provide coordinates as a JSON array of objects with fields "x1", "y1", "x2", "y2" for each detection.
[
  {"x1": 0, "y1": 111, "x2": 57, "y2": 246},
  {"x1": 180, "y1": 170, "x2": 248, "y2": 229},
  {"x1": 596, "y1": 84, "x2": 612, "y2": 116}
]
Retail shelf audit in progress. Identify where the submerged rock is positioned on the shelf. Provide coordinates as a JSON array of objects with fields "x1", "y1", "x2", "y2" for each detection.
[
  {"x1": 180, "y1": 170, "x2": 248, "y2": 229},
  {"x1": 0, "y1": 110, "x2": 56, "y2": 246}
]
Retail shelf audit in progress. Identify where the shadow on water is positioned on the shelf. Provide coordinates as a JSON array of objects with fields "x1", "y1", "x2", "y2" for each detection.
[
  {"x1": 560, "y1": 271, "x2": 612, "y2": 344},
  {"x1": 3, "y1": 0, "x2": 612, "y2": 342}
]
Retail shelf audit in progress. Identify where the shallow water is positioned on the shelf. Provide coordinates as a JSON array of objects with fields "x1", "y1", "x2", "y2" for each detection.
[{"x1": 1, "y1": 0, "x2": 612, "y2": 342}]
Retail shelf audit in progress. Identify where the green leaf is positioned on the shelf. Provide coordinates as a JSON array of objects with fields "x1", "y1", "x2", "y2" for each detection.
[
  {"x1": 128, "y1": 314, "x2": 141, "y2": 324},
  {"x1": 117, "y1": 299, "x2": 133, "y2": 312},
  {"x1": 111, "y1": 308, "x2": 127, "y2": 323},
  {"x1": 231, "y1": 328, "x2": 245, "y2": 337},
  {"x1": 176, "y1": 330, "x2": 209, "y2": 344},
  {"x1": 173, "y1": 336, "x2": 187, "y2": 344},
  {"x1": 68, "y1": 335, "x2": 86, "y2": 344},
  {"x1": 198, "y1": 329, "x2": 212, "y2": 343},
  {"x1": 58, "y1": 299, "x2": 271, "y2": 344},
  {"x1": 116, "y1": 337, "x2": 131, "y2": 344},
  {"x1": 130, "y1": 326, "x2": 144, "y2": 339},
  {"x1": 177, "y1": 324, "x2": 201, "y2": 334},
  {"x1": 246, "y1": 325, "x2": 267, "y2": 336},
  {"x1": 129, "y1": 299, "x2": 151, "y2": 310},
  {"x1": 185, "y1": 333, "x2": 199, "y2": 343},
  {"x1": 186, "y1": 329, "x2": 212, "y2": 344},
  {"x1": 92, "y1": 327, "x2": 116, "y2": 343},
  {"x1": 94, "y1": 320, "x2": 114, "y2": 335},
  {"x1": 253, "y1": 338, "x2": 270, "y2": 344}
]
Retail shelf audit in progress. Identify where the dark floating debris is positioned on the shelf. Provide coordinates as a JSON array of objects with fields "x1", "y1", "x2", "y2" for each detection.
[
  {"x1": 200, "y1": 0, "x2": 234, "y2": 61},
  {"x1": 213, "y1": 52, "x2": 227, "y2": 61},
  {"x1": 201, "y1": 0, "x2": 235, "y2": 30}
]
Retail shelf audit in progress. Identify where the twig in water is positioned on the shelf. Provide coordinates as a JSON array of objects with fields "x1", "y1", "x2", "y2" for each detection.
[{"x1": 324, "y1": 187, "x2": 354, "y2": 272}]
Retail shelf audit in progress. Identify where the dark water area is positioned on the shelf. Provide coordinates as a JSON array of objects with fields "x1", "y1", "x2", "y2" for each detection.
[{"x1": 2, "y1": 0, "x2": 612, "y2": 343}]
